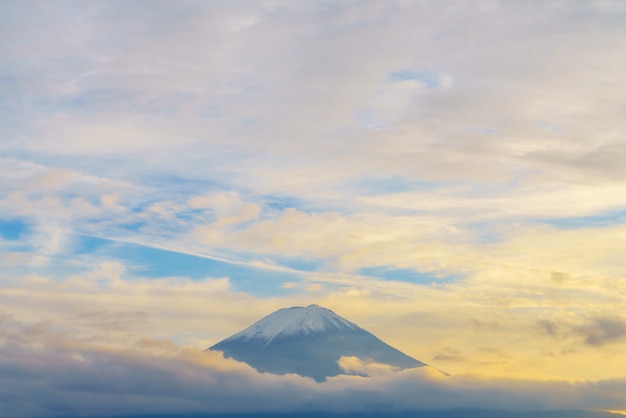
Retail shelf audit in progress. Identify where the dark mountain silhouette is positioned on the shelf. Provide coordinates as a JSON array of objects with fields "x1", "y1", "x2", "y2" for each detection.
[{"x1": 208, "y1": 304, "x2": 425, "y2": 381}]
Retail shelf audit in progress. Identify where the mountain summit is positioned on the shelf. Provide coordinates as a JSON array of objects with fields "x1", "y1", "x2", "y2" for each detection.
[{"x1": 208, "y1": 304, "x2": 425, "y2": 381}]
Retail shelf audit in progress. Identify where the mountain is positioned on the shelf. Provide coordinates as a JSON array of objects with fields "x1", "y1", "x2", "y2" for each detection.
[{"x1": 208, "y1": 304, "x2": 425, "y2": 381}]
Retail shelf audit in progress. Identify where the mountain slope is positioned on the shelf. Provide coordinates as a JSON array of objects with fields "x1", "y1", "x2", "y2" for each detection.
[{"x1": 208, "y1": 304, "x2": 425, "y2": 381}]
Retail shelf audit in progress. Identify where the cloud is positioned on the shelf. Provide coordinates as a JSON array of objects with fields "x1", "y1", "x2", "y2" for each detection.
[
  {"x1": 187, "y1": 191, "x2": 261, "y2": 228},
  {"x1": 576, "y1": 317, "x2": 626, "y2": 347},
  {"x1": 535, "y1": 315, "x2": 626, "y2": 349},
  {"x1": 4, "y1": 0, "x2": 626, "y2": 273},
  {"x1": 536, "y1": 319, "x2": 564, "y2": 339},
  {"x1": 70, "y1": 311, "x2": 150, "y2": 333},
  {"x1": 431, "y1": 348, "x2": 469, "y2": 364},
  {"x1": 3, "y1": 0, "x2": 625, "y2": 196},
  {"x1": 1, "y1": 314, "x2": 626, "y2": 418}
]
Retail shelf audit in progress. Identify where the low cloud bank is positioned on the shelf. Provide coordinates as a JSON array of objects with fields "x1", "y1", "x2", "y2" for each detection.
[{"x1": 1, "y1": 315, "x2": 626, "y2": 418}]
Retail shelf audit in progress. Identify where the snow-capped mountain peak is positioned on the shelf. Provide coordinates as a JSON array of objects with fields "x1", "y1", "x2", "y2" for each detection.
[{"x1": 224, "y1": 304, "x2": 360, "y2": 344}]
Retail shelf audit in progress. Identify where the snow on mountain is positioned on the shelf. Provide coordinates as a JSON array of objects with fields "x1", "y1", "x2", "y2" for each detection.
[
  {"x1": 223, "y1": 304, "x2": 360, "y2": 346},
  {"x1": 209, "y1": 304, "x2": 426, "y2": 381}
]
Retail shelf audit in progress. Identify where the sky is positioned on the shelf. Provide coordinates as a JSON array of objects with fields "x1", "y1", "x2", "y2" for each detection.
[{"x1": 2, "y1": 0, "x2": 626, "y2": 416}]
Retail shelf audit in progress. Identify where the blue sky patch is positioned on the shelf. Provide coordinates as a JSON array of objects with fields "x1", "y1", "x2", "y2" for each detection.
[
  {"x1": 541, "y1": 210, "x2": 626, "y2": 229},
  {"x1": 263, "y1": 195, "x2": 309, "y2": 212},
  {"x1": 73, "y1": 235, "x2": 302, "y2": 297},
  {"x1": 119, "y1": 221, "x2": 147, "y2": 232},
  {"x1": 357, "y1": 266, "x2": 456, "y2": 285},
  {"x1": 75, "y1": 235, "x2": 112, "y2": 254},
  {"x1": 388, "y1": 69, "x2": 441, "y2": 88},
  {"x1": 350, "y1": 176, "x2": 444, "y2": 196},
  {"x1": 465, "y1": 222, "x2": 504, "y2": 244},
  {"x1": 0, "y1": 218, "x2": 29, "y2": 240},
  {"x1": 142, "y1": 174, "x2": 228, "y2": 195},
  {"x1": 266, "y1": 255, "x2": 325, "y2": 273}
]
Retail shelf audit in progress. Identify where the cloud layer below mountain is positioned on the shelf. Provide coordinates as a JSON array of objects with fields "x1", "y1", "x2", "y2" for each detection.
[{"x1": 2, "y1": 313, "x2": 626, "y2": 418}]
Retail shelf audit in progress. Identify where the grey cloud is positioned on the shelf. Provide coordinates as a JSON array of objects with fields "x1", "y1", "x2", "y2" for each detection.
[
  {"x1": 536, "y1": 319, "x2": 564, "y2": 339},
  {"x1": 536, "y1": 316, "x2": 626, "y2": 347},
  {"x1": 0, "y1": 310, "x2": 14, "y2": 323},
  {"x1": 70, "y1": 310, "x2": 151, "y2": 332},
  {"x1": 431, "y1": 347, "x2": 468, "y2": 363},
  {"x1": 1, "y1": 316, "x2": 626, "y2": 418},
  {"x1": 550, "y1": 272, "x2": 570, "y2": 284},
  {"x1": 527, "y1": 140, "x2": 626, "y2": 185},
  {"x1": 575, "y1": 316, "x2": 626, "y2": 347}
]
